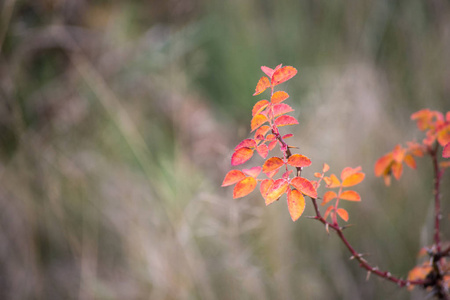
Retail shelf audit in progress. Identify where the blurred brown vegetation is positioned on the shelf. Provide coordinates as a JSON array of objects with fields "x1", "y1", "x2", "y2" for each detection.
[{"x1": 0, "y1": 0, "x2": 449, "y2": 299}]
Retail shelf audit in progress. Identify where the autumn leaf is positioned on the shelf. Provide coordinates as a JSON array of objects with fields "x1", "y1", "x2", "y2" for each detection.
[
  {"x1": 274, "y1": 115, "x2": 299, "y2": 127},
  {"x1": 235, "y1": 139, "x2": 256, "y2": 150},
  {"x1": 233, "y1": 177, "x2": 257, "y2": 198},
  {"x1": 256, "y1": 144, "x2": 269, "y2": 159},
  {"x1": 339, "y1": 190, "x2": 361, "y2": 201},
  {"x1": 290, "y1": 177, "x2": 317, "y2": 198},
  {"x1": 287, "y1": 154, "x2": 312, "y2": 168},
  {"x1": 272, "y1": 66, "x2": 297, "y2": 86},
  {"x1": 271, "y1": 91, "x2": 289, "y2": 104},
  {"x1": 242, "y1": 166, "x2": 262, "y2": 178},
  {"x1": 443, "y1": 142, "x2": 450, "y2": 158},
  {"x1": 222, "y1": 170, "x2": 246, "y2": 186},
  {"x1": 253, "y1": 76, "x2": 271, "y2": 96},
  {"x1": 287, "y1": 189, "x2": 305, "y2": 221},
  {"x1": 323, "y1": 206, "x2": 333, "y2": 220},
  {"x1": 391, "y1": 161, "x2": 403, "y2": 180},
  {"x1": 337, "y1": 208, "x2": 349, "y2": 222},
  {"x1": 322, "y1": 163, "x2": 330, "y2": 173},
  {"x1": 252, "y1": 100, "x2": 270, "y2": 116},
  {"x1": 265, "y1": 179, "x2": 289, "y2": 205},
  {"x1": 272, "y1": 103, "x2": 294, "y2": 117},
  {"x1": 254, "y1": 125, "x2": 270, "y2": 141},
  {"x1": 282, "y1": 133, "x2": 294, "y2": 139},
  {"x1": 262, "y1": 157, "x2": 284, "y2": 177},
  {"x1": 251, "y1": 114, "x2": 269, "y2": 131},
  {"x1": 231, "y1": 147, "x2": 254, "y2": 166},
  {"x1": 324, "y1": 174, "x2": 340, "y2": 188},
  {"x1": 403, "y1": 154, "x2": 416, "y2": 169},
  {"x1": 341, "y1": 172, "x2": 365, "y2": 187},
  {"x1": 321, "y1": 191, "x2": 337, "y2": 206},
  {"x1": 374, "y1": 153, "x2": 393, "y2": 177}
]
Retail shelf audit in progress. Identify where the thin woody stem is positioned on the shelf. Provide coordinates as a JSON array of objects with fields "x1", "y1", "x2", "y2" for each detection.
[
  {"x1": 430, "y1": 143, "x2": 443, "y2": 253},
  {"x1": 309, "y1": 197, "x2": 429, "y2": 288}
]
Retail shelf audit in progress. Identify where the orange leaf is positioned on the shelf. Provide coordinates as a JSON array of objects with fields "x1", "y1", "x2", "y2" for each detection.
[
  {"x1": 314, "y1": 172, "x2": 322, "y2": 178},
  {"x1": 342, "y1": 172, "x2": 365, "y2": 187},
  {"x1": 265, "y1": 179, "x2": 288, "y2": 205},
  {"x1": 287, "y1": 189, "x2": 305, "y2": 221},
  {"x1": 272, "y1": 103, "x2": 294, "y2": 117},
  {"x1": 282, "y1": 133, "x2": 293, "y2": 139},
  {"x1": 339, "y1": 190, "x2": 361, "y2": 201},
  {"x1": 251, "y1": 114, "x2": 269, "y2": 131},
  {"x1": 443, "y1": 142, "x2": 450, "y2": 158},
  {"x1": 242, "y1": 166, "x2": 261, "y2": 178},
  {"x1": 222, "y1": 170, "x2": 246, "y2": 186},
  {"x1": 271, "y1": 91, "x2": 289, "y2": 104},
  {"x1": 324, "y1": 174, "x2": 340, "y2": 188},
  {"x1": 252, "y1": 100, "x2": 270, "y2": 116},
  {"x1": 437, "y1": 124, "x2": 450, "y2": 146},
  {"x1": 260, "y1": 179, "x2": 274, "y2": 199},
  {"x1": 403, "y1": 154, "x2": 416, "y2": 169},
  {"x1": 233, "y1": 177, "x2": 257, "y2": 199},
  {"x1": 272, "y1": 66, "x2": 297, "y2": 86},
  {"x1": 340, "y1": 166, "x2": 362, "y2": 181},
  {"x1": 374, "y1": 153, "x2": 393, "y2": 177},
  {"x1": 254, "y1": 125, "x2": 271, "y2": 141},
  {"x1": 262, "y1": 157, "x2": 284, "y2": 177},
  {"x1": 253, "y1": 76, "x2": 271, "y2": 96},
  {"x1": 235, "y1": 139, "x2": 256, "y2": 150},
  {"x1": 391, "y1": 161, "x2": 403, "y2": 180},
  {"x1": 290, "y1": 177, "x2": 317, "y2": 198},
  {"x1": 231, "y1": 147, "x2": 254, "y2": 166},
  {"x1": 322, "y1": 163, "x2": 330, "y2": 173},
  {"x1": 337, "y1": 208, "x2": 349, "y2": 222},
  {"x1": 256, "y1": 144, "x2": 269, "y2": 159},
  {"x1": 392, "y1": 145, "x2": 405, "y2": 163},
  {"x1": 287, "y1": 154, "x2": 312, "y2": 168},
  {"x1": 322, "y1": 191, "x2": 337, "y2": 206},
  {"x1": 411, "y1": 109, "x2": 434, "y2": 131},
  {"x1": 274, "y1": 115, "x2": 299, "y2": 127},
  {"x1": 323, "y1": 206, "x2": 333, "y2": 219}
]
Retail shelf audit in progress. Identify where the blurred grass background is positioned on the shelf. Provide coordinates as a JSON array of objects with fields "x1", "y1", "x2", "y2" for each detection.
[{"x1": 0, "y1": 0, "x2": 449, "y2": 299}]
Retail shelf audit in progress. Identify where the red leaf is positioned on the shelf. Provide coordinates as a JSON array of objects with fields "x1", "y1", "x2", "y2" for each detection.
[
  {"x1": 339, "y1": 190, "x2": 361, "y2": 201},
  {"x1": 337, "y1": 208, "x2": 349, "y2": 222},
  {"x1": 231, "y1": 147, "x2": 254, "y2": 166},
  {"x1": 274, "y1": 115, "x2": 299, "y2": 127},
  {"x1": 235, "y1": 139, "x2": 256, "y2": 150},
  {"x1": 254, "y1": 125, "x2": 271, "y2": 141},
  {"x1": 242, "y1": 166, "x2": 262, "y2": 178},
  {"x1": 272, "y1": 66, "x2": 298, "y2": 86},
  {"x1": 256, "y1": 144, "x2": 269, "y2": 159},
  {"x1": 443, "y1": 142, "x2": 450, "y2": 158},
  {"x1": 261, "y1": 66, "x2": 274, "y2": 77},
  {"x1": 253, "y1": 76, "x2": 271, "y2": 96},
  {"x1": 251, "y1": 114, "x2": 269, "y2": 131},
  {"x1": 222, "y1": 170, "x2": 246, "y2": 186},
  {"x1": 272, "y1": 103, "x2": 294, "y2": 117},
  {"x1": 374, "y1": 153, "x2": 393, "y2": 177},
  {"x1": 290, "y1": 177, "x2": 317, "y2": 198},
  {"x1": 282, "y1": 133, "x2": 293, "y2": 139},
  {"x1": 342, "y1": 172, "x2": 365, "y2": 187},
  {"x1": 260, "y1": 179, "x2": 274, "y2": 200},
  {"x1": 233, "y1": 177, "x2": 257, "y2": 199},
  {"x1": 321, "y1": 191, "x2": 337, "y2": 206},
  {"x1": 271, "y1": 91, "x2": 289, "y2": 104},
  {"x1": 268, "y1": 140, "x2": 278, "y2": 151},
  {"x1": 262, "y1": 157, "x2": 284, "y2": 177},
  {"x1": 252, "y1": 100, "x2": 270, "y2": 116},
  {"x1": 287, "y1": 154, "x2": 312, "y2": 168},
  {"x1": 265, "y1": 179, "x2": 288, "y2": 205},
  {"x1": 287, "y1": 189, "x2": 305, "y2": 221}
]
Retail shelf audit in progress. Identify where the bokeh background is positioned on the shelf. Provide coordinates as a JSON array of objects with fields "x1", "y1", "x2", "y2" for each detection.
[{"x1": 0, "y1": 1, "x2": 449, "y2": 299}]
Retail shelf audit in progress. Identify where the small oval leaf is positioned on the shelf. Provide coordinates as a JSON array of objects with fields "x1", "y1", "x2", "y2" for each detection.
[
  {"x1": 271, "y1": 91, "x2": 289, "y2": 104},
  {"x1": 287, "y1": 189, "x2": 305, "y2": 221},
  {"x1": 251, "y1": 114, "x2": 269, "y2": 131},
  {"x1": 287, "y1": 154, "x2": 312, "y2": 168},
  {"x1": 337, "y1": 208, "x2": 349, "y2": 222},
  {"x1": 252, "y1": 100, "x2": 270, "y2": 116},
  {"x1": 290, "y1": 177, "x2": 317, "y2": 198},
  {"x1": 231, "y1": 147, "x2": 254, "y2": 166},
  {"x1": 253, "y1": 76, "x2": 271, "y2": 96},
  {"x1": 265, "y1": 179, "x2": 288, "y2": 205},
  {"x1": 256, "y1": 144, "x2": 269, "y2": 159},
  {"x1": 321, "y1": 191, "x2": 337, "y2": 206},
  {"x1": 272, "y1": 66, "x2": 298, "y2": 86},
  {"x1": 342, "y1": 172, "x2": 365, "y2": 187},
  {"x1": 339, "y1": 190, "x2": 361, "y2": 201},
  {"x1": 222, "y1": 170, "x2": 246, "y2": 187},
  {"x1": 262, "y1": 157, "x2": 284, "y2": 177},
  {"x1": 274, "y1": 115, "x2": 299, "y2": 127},
  {"x1": 233, "y1": 177, "x2": 257, "y2": 199},
  {"x1": 235, "y1": 139, "x2": 257, "y2": 150},
  {"x1": 242, "y1": 166, "x2": 262, "y2": 178}
]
